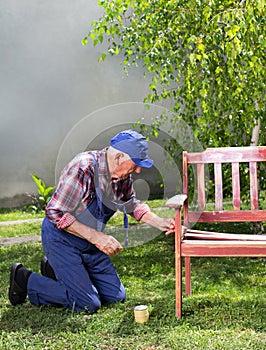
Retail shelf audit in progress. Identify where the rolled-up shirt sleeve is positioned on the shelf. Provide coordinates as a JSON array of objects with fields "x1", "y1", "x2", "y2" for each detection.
[
  {"x1": 56, "y1": 212, "x2": 76, "y2": 229},
  {"x1": 133, "y1": 202, "x2": 151, "y2": 221}
]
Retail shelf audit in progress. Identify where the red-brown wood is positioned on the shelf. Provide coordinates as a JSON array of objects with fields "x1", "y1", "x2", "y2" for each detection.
[
  {"x1": 183, "y1": 152, "x2": 189, "y2": 227},
  {"x1": 182, "y1": 241, "x2": 266, "y2": 257},
  {"x1": 186, "y1": 146, "x2": 266, "y2": 163},
  {"x1": 188, "y1": 210, "x2": 266, "y2": 223},
  {"x1": 250, "y1": 162, "x2": 259, "y2": 210},
  {"x1": 174, "y1": 207, "x2": 182, "y2": 319},
  {"x1": 185, "y1": 230, "x2": 266, "y2": 241},
  {"x1": 184, "y1": 257, "x2": 191, "y2": 295},
  {"x1": 232, "y1": 162, "x2": 240, "y2": 210},
  {"x1": 197, "y1": 163, "x2": 205, "y2": 211},
  {"x1": 214, "y1": 163, "x2": 223, "y2": 211},
  {"x1": 166, "y1": 146, "x2": 266, "y2": 319}
]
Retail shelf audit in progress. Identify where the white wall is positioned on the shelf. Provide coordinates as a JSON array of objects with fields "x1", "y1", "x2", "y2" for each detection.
[{"x1": 0, "y1": 1, "x2": 151, "y2": 207}]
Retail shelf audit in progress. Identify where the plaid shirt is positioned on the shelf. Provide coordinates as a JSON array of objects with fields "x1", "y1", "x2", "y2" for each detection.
[{"x1": 46, "y1": 148, "x2": 150, "y2": 229}]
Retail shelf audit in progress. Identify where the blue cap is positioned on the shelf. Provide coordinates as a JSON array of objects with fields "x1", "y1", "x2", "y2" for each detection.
[{"x1": 110, "y1": 130, "x2": 154, "y2": 168}]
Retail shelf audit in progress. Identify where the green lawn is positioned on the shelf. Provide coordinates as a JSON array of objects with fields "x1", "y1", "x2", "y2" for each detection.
[
  {"x1": 0, "y1": 210, "x2": 265, "y2": 349},
  {"x1": 0, "y1": 209, "x2": 44, "y2": 221}
]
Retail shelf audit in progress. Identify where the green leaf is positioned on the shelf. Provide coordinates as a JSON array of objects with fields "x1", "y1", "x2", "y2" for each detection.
[
  {"x1": 81, "y1": 37, "x2": 88, "y2": 46},
  {"x1": 98, "y1": 53, "x2": 107, "y2": 62}
]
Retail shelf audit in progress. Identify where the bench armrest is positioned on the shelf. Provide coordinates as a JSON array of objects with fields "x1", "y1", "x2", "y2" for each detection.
[{"x1": 166, "y1": 194, "x2": 187, "y2": 209}]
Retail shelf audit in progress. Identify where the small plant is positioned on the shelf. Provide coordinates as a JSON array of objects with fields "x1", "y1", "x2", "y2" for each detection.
[{"x1": 29, "y1": 174, "x2": 55, "y2": 212}]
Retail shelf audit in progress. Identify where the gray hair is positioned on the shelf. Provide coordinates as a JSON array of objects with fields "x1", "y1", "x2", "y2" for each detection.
[{"x1": 108, "y1": 146, "x2": 131, "y2": 161}]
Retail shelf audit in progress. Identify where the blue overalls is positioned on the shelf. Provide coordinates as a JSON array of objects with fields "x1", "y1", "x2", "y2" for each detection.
[{"x1": 27, "y1": 158, "x2": 127, "y2": 312}]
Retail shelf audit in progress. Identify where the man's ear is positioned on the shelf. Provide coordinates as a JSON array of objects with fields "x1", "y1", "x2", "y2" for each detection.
[{"x1": 114, "y1": 152, "x2": 124, "y2": 164}]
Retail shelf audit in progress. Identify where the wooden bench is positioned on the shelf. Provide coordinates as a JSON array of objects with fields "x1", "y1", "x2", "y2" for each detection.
[{"x1": 166, "y1": 146, "x2": 266, "y2": 318}]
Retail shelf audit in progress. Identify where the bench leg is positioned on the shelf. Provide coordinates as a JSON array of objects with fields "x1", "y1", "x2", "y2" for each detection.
[
  {"x1": 175, "y1": 209, "x2": 182, "y2": 318},
  {"x1": 175, "y1": 246, "x2": 182, "y2": 318},
  {"x1": 185, "y1": 257, "x2": 192, "y2": 295}
]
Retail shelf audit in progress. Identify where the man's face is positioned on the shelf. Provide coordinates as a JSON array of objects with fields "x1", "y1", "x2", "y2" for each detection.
[{"x1": 112, "y1": 159, "x2": 141, "y2": 179}]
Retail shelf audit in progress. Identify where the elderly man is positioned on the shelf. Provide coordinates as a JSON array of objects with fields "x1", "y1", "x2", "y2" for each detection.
[{"x1": 9, "y1": 129, "x2": 175, "y2": 312}]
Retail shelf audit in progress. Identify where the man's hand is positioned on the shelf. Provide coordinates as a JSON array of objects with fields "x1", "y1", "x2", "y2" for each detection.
[
  {"x1": 157, "y1": 217, "x2": 175, "y2": 236},
  {"x1": 93, "y1": 232, "x2": 123, "y2": 256},
  {"x1": 140, "y1": 212, "x2": 175, "y2": 235}
]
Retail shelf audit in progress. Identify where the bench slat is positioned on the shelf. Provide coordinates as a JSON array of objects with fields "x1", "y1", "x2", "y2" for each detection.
[
  {"x1": 188, "y1": 210, "x2": 266, "y2": 222},
  {"x1": 214, "y1": 163, "x2": 223, "y2": 210},
  {"x1": 250, "y1": 161, "x2": 259, "y2": 210},
  {"x1": 197, "y1": 163, "x2": 205, "y2": 210},
  {"x1": 232, "y1": 162, "x2": 240, "y2": 210},
  {"x1": 187, "y1": 146, "x2": 266, "y2": 163},
  {"x1": 185, "y1": 230, "x2": 266, "y2": 241},
  {"x1": 182, "y1": 240, "x2": 266, "y2": 257}
]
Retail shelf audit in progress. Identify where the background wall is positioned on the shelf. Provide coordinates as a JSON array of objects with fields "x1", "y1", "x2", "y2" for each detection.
[{"x1": 0, "y1": 1, "x2": 152, "y2": 207}]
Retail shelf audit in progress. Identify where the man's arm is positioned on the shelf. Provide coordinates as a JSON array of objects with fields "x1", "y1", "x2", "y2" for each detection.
[{"x1": 65, "y1": 220, "x2": 123, "y2": 256}]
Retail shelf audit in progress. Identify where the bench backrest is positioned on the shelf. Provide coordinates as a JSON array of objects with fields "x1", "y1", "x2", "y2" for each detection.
[{"x1": 183, "y1": 146, "x2": 266, "y2": 227}]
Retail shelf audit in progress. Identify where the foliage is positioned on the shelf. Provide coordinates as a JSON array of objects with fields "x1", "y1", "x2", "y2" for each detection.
[
  {"x1": 29, "y1": 174, "x2": 55, "y2": 212},
  {"x1": 83, "y1": 0, "x2": 266, "y2": 148}
]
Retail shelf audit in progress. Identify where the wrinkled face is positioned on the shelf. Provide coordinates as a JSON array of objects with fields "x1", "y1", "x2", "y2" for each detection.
[{"x1": 112, "y1": 159, "x2": 141, "y2": 179}]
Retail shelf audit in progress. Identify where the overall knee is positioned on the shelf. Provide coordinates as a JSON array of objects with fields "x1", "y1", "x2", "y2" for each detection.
[
  {"x1": 85, "y1": 297, "x2": 102, "y2": 312},
  {"x1": 73, "y1": 295, "x2": 102, "y2": 313},
  {"x1": 113, "y1": 284, "x2": 126, "y2": 303},
  {"x1": 118, "y1": 286, "x2": 126, "y2": 302}
]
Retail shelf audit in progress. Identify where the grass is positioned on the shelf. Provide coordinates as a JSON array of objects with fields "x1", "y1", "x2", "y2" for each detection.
[
  {"x1": 0, "y1": 207, "x2": 266, "y2": 349},
  {"x1": 0, "y1": 209, "x2": 44, "y2": 221},
  {"x1": 0, "y1": 222, "x2": 43, "y2": 238}
]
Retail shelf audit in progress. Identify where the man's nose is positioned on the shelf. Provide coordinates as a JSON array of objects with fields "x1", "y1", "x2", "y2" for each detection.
[{"x1": 135, "y1": 166, "x2": 141, "y2": 174}]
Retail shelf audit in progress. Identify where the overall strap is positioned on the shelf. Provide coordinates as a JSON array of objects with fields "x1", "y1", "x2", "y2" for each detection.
[
  {"x1": 91, "y1": 155, "x2": 104, "y2": 232},
  {"x1": 92, "y1": 154, "x2": 129, "y2": 246},
  {"x1": 123, "y1": 209, "x2": 129, "y2": 247},
  {"x1": 115, "y1": 202, "x2": 129, "y2": 247}
]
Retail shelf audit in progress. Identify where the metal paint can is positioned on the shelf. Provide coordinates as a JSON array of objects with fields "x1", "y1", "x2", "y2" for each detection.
[{"x1": 134, "y1": 305, "x2": 149, "y2": 323}]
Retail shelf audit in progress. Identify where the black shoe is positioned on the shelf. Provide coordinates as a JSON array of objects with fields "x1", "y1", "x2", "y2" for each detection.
[
  {"x1": 9, "y1": 263, "x2": 28, "y2": 306},
  {"x1": 40, "y1": 256, "x2": 56, "y2": 280}
]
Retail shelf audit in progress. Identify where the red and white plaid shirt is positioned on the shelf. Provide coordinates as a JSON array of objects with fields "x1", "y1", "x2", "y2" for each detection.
[{"x1": 46, "y1": 148, "x2": 150, "y2": 229}]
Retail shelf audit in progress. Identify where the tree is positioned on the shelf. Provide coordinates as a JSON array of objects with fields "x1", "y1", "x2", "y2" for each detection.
[{"x1": 82, "y1": 0, "x2": 265, "y2": 148}]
